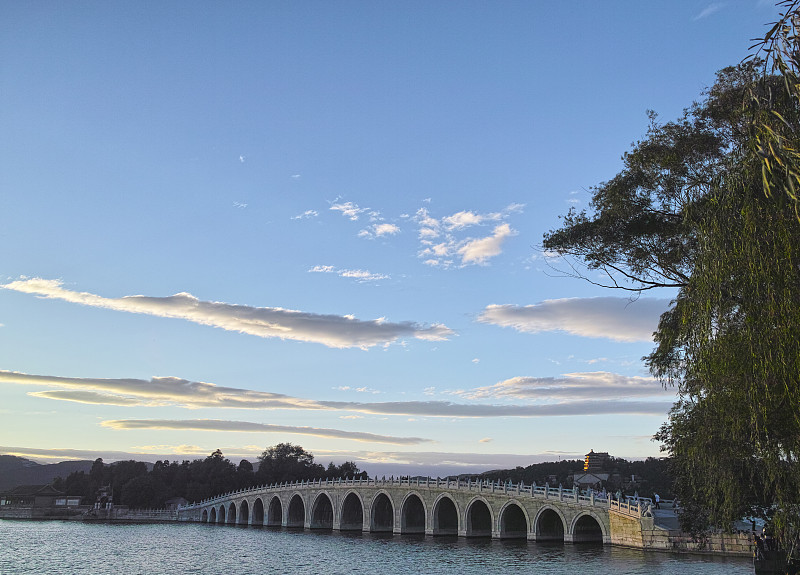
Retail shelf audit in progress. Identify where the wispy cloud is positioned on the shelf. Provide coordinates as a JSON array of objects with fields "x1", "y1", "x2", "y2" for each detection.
[
  {"x1": 358, "y1": 223, "x2": 401, "y2": 239},
  {"x1": 1, "y1": 278, "x2": 449, "y2": 348},
  {"x1": 478, "y1": 297, "x2": 670, "y2": 342},
  {"x1": 458, "y1": 223, "x2": 516, "y2": 265},
  {"x1": 309, "y1": 265, "x2": 389, "y2": 283},
  {"x1": 101, "y1": 419, "x2": 431, "y2": 445},
  {"x1": 291, "y1": 210, "x2": 318, "y2": 220},
  {"x1": 694, "y1": 2, "x2": 724, "y2": 20},
  {"x1": 2, "y1": 370, "x2": 672, "y2": 417},
  {"x1": 327, "y1": 398, "x2": 670, "y2": 417},
  {"x1": 330, "y1": 201, "x2": 370, "y2": 221},
  {"x1": 415, "y1": 204, "x2": 523, "y2": 268},
  {"x1": 335, "y1": 385, "x2": 380, "y2": 394},
  {"x1": 456, "y1": 372, "x2": 667, "y2": 401}
]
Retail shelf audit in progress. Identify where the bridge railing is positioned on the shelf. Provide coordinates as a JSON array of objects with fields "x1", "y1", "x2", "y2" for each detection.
[{"x1": 181, "y1": 476, "x2": 657, "y2": 511}]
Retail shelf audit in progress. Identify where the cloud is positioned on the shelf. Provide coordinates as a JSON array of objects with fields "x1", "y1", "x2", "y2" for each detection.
[
  {"x1": 101, "y1": 419, "x2": 431, "y2": 445},
  {"x1": 28, "y1": 390, "x2": 162, "y2": 407},
  {"x1": 3, "y1": 371, "x2": 325, "y2": 410},
  {"x1": 478, "y1": 297, "x2": 670, "y2": 342},
  {"x1": 291, "y1": 210, "x2": 318, "y2": 220},
  {"x1": 1, "y1": 370, "x2": 672, "y2": 418},
  {"x1": 335, "y1": 386, "x2": 380, "y2": 394},
  {"x1": 457, "y1": 223, "x2": 516, "y2": 265},
  {"x1": 323, "y1": 398, "x2": 670, "y2": 417},
  {"x1": 442, "y1": 210, "x2": 496, "y2": 230},
  {"x1": 339, "y1": 270, "x2": 389, "y2": 282},
  {"x1": 456, "y1": 372, "x2": 668, "y2": 401},
  {"x1": 131, "y1": 444, "x2": 206, "y2": 455},
  {"x1": 694, "y1": 2, "x2": 724, "y2": 20},
  {"x1": 359, "y1": 223, "x2": 401, "y2": 239},
  {"x1": 414, "y1": 204, "x2": 522, "y2": 267},
  {"x1": 309, "y1": 266, "x2": 389, "y2": 283},
  {"x1": 479, "y1": 438, "x2": 493, "y2": 443},
  {"x1": 330, "y1": 201, "x2": 370, "y2": 221},
  {"x1": 1, "y1": 278, "x2": 447, "y2": 348}
]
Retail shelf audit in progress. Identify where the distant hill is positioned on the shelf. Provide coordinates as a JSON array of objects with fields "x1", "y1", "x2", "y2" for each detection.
[{"x1": 0, "y1": 455, "x2": 94, "y2": 491}]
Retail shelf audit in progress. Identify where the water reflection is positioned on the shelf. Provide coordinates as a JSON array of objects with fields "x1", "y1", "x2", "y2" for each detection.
[{"x1": 0, "y1": 520, "x2": 750, "y2": 575}]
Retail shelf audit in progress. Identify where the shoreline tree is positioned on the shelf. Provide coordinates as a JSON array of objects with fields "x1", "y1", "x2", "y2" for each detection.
[{"x1": 544, "y1": 38, "x2": 800, "y2": 556}]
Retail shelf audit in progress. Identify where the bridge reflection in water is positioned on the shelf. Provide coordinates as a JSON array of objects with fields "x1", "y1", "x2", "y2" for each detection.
[{"x1": 178, "y1": 477, "x2": 655, "y2": 544}]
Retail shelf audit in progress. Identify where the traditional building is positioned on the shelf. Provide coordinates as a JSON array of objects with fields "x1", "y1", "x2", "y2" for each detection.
[
  {"x1": 584, "y1": 450, "x2": 609, "y2": 472},
  {"x1": 0, "y1": 484, "x2": 85, "y2": 518}
]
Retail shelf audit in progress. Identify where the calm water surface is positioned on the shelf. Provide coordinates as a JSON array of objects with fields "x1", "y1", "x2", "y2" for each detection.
[{"x1": 0, "y1": 520, "x2": 752, "y2": 575}]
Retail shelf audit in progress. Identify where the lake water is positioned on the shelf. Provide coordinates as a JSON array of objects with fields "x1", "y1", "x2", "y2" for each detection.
[{"x1": 0, "y1": 520, "x2": 753, "y2": 574}]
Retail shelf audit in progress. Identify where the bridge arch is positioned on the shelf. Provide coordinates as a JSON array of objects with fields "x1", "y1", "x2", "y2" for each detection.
[
  {"x1": 218, "y1": 504, "x2": 226, "y2": 524},
  {"x1": 238, "y1": 500, "x2": 250, "y2": 525},
  {"x1": 340, "y1": 491, "x2": 364, "y2": 531},
  {"x1": 227, "y1": 502, "x2": 237, "y2": 525},
  {"x1": 498, "y1": 500, "x2": 529, "y2": 539},
  {"x1": 370, "y1": 491, "x2": 395, "y2": 532},
  {"x1": 400, "y1": 491, "x2": 426, "y2": 534},
  {"x1": 465, "y1": 496, "x2": 493, "y2": 537},
  {"x1": 310, "y1": 492, "x2": 334, "y2": 529},
  {"x1": 432, "y1": 493, "x2": 459, "y2": 535},
  {"x1": 201, "y1": 509, "x2": 209, "y2": 523},
  {"x1": 267, "y1": 496, "x2": 282, "y2": 527},
  {"x1": 570, "y1": 510, "x2": 606, "y2": 543},
  {"x1": 252, "y1": 497, "x2": 264, "y2": 526},
  {"x1": 534, "y1": 505, "x2": 566, "y2": 542},
  {"x1": 287, "y1": 493, "x2": 306, "y2": 528}
]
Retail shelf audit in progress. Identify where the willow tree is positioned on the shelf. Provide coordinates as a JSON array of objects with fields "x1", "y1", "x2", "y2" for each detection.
[
  {"x1": 650, "y1": 159, "x2": 800, "y2": 550},
  {"x1": 750, "y1": 0, "x2": 800, "y2": 213},
  {"x1": 545, "y1": 54, "x2": 800, "y2": 551}
]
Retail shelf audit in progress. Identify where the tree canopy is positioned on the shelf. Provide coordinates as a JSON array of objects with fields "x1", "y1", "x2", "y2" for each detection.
[
  {"x1": 53, "y1": 444, "x2": 368, "y2": 510},
  {"x1": 544, "y1": 32, "x2": 800, "y2": 554},
  {"x1": 255, "y1": 442, "x2": 366, "y2": 484},
  {"x1": 543, "y1": 62, "x2": 765, "y2": 293}
]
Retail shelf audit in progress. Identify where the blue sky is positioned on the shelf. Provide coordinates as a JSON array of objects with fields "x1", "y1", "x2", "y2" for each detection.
[{"x1": 0, "y1": 1, "x2": 778, "y2": 476}]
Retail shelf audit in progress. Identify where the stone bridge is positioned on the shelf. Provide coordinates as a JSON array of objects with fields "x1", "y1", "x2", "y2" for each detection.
[{"x1": 178, "y1": 477, "x2": 657, "y2": 544}]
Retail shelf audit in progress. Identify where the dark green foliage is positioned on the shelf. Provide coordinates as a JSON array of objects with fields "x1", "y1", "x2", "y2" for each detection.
[
  {"x1": 466, "y1": 460, "x2": 583, "y2": 487},
  {"x1": 467, "y1": 457, "x2": 673, "y2": 499},
  {"x1": 120, "y1": 475, "x2": 169, "y2": 509},
  {"x1": 749, "y1": 0, "x2": 800, "y2": 214},
  {"x1": 50, "y1": 444, "x2": 368, "y2": 509},
  {"x1": 545, "y1": 46, "x2": 800, "y2": 554},
  {"x1": 254, "y1": 443, "x2": 365, "y2": 484},
  {"x1": 255, "y1": 443, "x2": 325, "y2": 484},
  {"x1": 52, "y1": 471, "x2": 92, "y2": 504},
  {"x1": 543, "y1": 62, "x2": 763, "y2": 292}
]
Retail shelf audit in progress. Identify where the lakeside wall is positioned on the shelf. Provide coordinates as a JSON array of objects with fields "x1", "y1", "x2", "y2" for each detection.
[
  {"x1": 609, "y1": 509, "x2": 752, "y2": 556},
  {"x1": 0, "y1": 504, "x2": 175, "y2": 522}
]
